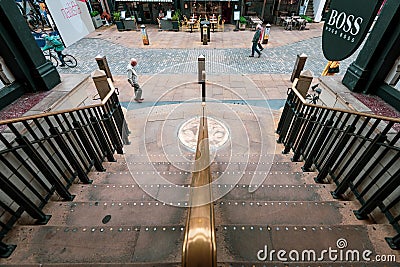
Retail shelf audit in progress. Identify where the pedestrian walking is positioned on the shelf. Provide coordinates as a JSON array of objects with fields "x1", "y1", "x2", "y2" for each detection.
[
  {"x1": 249, "y1": 26, "x2": 262, "y2": 58},
  {"x1": 257, "y1": 24, "x2": 264, "y2": 51},
  {"x1": 127, "y1": 58, "x2": 144, "y2": 103}
]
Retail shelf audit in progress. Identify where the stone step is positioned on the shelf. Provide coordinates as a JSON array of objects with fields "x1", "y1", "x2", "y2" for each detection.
[
  {"x1": 18, "y1": 201, "x2": 187, "y2": 227},
  {"x1": 217, "y1": 224, "x2": 399, "y2": 265},
  {"x1": 217, "y1": 183, "x2": 336, "y2": 202},
  {"x1": 70, "y1": 183, "x2": 336, "y2": 202},
  {"x1": 1, "y1": 225, "x2": 183, "y2": 266},
  {"x1": 215, "y1": 201, "x2": 368, "y2": 226},
  {"x1": 88, "y1": 168, "x2": 316, "y2": 185}
]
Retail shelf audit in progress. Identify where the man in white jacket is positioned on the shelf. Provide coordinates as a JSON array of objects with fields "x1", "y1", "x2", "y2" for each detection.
[{"x1": 127, "y1": 58, "x2": 143, "y2": 103}]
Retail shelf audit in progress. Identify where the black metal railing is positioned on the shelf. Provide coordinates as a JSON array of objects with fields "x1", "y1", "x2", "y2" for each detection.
[
  {"x1": 0, "y1": 84, "x2": 128, "y2": 258},
  {"x1": 277, "y1": 80, "x2": 400, "y2": 249}
]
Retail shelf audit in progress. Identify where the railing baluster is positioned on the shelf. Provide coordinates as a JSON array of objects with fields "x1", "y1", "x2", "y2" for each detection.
[
  {"x1": 302, "y1": 109, "x2": 330, "y2": 160},
  {"x1": 77, "y1": 110, "x2": 104, "y2": 161},
  {"x1": 94, "y1": 106, "x2": 115, "y2": 153},
  {"x1": 0, "y1": 172, "x2": 51, "y2": 224},
  {"x1": 33, "y1": 118, "x2": 75, "y2": 179},
  {"x1": 0, "y1": 241, "x2": 16, "y2": 258},
  {"x1": 292, "y1": 106, "x2": 313, "y2": 154},
  {"x1": 14, "y1": 135, "x2": 74, "y2": 201},
  {"x1": 314, "y1": 125, "x2": 356, "y2": 183},
  {"x1": 72, "y1": 120, "x2": 105, "y2": 172},
  {"x1": 331, "y1": 133, "x2": 387, "y2": 199},
  {"x1": 90, "y1": 116, "x2": 116, "y2": 162},
  {"x1": 277, "y1": 91, "x2": 298, "y2": 144},
  {"x1": 315, "y1": 113, "x2": 358, "y2": 168},
  {"x1": 102, "y1": 113, "x2": 124, "y2": 154},
  {"x1": 0, "y1": 154, "x2": 48, "y2": 203},
  {"x1": 358, "y1": 151, "x2": 400, "y2": 200},
  {"x1": 59, "y1": 114, "x2": 92, "y2": 166},
  {"x1": 49, "y1": 127, "x2": 92, "y2": 184},
  {"x1": 283, "y1": 107, "x2": 304, "y2": 154},
  {"x1": 276, "y1": 88, "x2": 294, "y2": 135},
  {"x1": 386, "y1": 233, "x2": 400, "y2": 250},
  {"x1": 334, "y1": 119, "x2": 380, "y2": 179},
  {"x1": 51, "y1": 115, "x2": 90, "y2": 169},
  {"x1": 292, "y1": 112, "x2": 317, "y2": 162},
  {"x1": 111, "y1": 93, "x2": 130, "y2": 145},
  {"x1": 302, "y1": 117, "x2": 334, "y2": 172},
  {"x1": 21, "y1": 121, "x2": 71, "y2": 185},
  {"x1": 353, "y1": 168, "x2": 400, "y2": 220},
  {"x1": 0, "y1": 134, "x2": 52, "y2": 194}
]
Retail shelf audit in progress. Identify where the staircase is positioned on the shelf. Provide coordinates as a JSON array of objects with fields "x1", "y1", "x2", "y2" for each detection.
[
  {"x1": 1, "y1": 76, "x2": 400, "y2": 266},
  {"x1": 305, "y1": 0, "x2": 315, "y2": 20}
]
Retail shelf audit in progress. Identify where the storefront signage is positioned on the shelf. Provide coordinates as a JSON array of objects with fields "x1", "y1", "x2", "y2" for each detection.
[
  {"x1": 322, "y1": 0, "x2": 383, "y2": 61},
  {"x1": 45, "y1": 0, "x2": 94, "y2": 47}
]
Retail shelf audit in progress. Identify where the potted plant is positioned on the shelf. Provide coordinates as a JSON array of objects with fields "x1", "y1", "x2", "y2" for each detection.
[
  {"x1": 113, "y1": 11, "x2": 125, "y2": 31},
  {"x1": 171, "y1": 9, "x2": 181, "y2": 31},
  {"x1": 91, "y1": 11, "x2": 103, "y2": 28},
  {"x1": 239, "y1": 16, "x2": 247, "y2": 30}
]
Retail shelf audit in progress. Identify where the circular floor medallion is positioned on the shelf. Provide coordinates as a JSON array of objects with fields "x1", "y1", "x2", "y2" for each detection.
[{"x1": 178, "y1": 117, "x2": 230, "y2": 151}]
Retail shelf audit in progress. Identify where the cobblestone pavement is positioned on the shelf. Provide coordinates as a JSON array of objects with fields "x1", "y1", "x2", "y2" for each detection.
[{"x1": 59, "y1": 24, "x2": 359, "y2": 76}]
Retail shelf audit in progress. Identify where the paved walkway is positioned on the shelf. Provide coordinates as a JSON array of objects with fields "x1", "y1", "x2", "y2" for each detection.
[{"x1": 59, "y1": 23, "x2": 358, "y2": 76}]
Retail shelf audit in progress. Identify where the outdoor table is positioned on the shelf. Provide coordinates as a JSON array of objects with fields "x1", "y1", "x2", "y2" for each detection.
[
  {"x1": 188, "y1": 19, "x2": 197, "y2": 32},
  {"x1": 209, "y1": 18, "x2": 218, "y2": 32},
  {"x1": 296, "y1": 18, "x2": 306, "y2": 30}
]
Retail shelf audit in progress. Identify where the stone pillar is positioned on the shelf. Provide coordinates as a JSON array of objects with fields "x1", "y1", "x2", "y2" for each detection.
[
  {"x1": 290, "y1": 53, "x2": 307, "y2": 82},
  {"x1": 296, "y1": 70, "x2": 313, "y2": 98},
  {"x1": 92, "y1": 70, "x2": 111, "y2": 101}
]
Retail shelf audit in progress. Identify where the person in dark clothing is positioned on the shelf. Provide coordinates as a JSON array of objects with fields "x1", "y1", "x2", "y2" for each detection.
[{"x1": 249, "y1": 27, "x2": 262, "y2": 58}]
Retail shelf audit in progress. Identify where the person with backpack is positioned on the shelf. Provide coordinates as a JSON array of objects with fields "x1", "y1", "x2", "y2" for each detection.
[{"x1": 41, "y1": 33, "x2": 66, "y2": 67}]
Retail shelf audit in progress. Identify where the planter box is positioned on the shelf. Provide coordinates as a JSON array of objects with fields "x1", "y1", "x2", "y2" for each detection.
[
  {"x1": 123, "y1": 19, "x2": 137, "y2": 31},
  {"x1": 239, "y1": 23, "x2": 246, "y2": 30},
  {"x1": 92, "y1": 14, "x2": 103, "y2": 28},
  {"x1": 115, "y1": 21, "x2": 125, "y2": 31},
  {"x1": 172, "y1": 21, "x2": 179, "y2": 31},
  {"x1": 160, "y1": 19, "x2": 173, "y2": 30}
]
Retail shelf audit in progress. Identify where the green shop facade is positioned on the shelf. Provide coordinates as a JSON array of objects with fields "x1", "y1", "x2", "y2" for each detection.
[
  {"x1": 0, "y1": 0, "x2": 60, "y2": 110},
  {"x1": 323, "y1": 0, "x2": 400, "y2": 110}
]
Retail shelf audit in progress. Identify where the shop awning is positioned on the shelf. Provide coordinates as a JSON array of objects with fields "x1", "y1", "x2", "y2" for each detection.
[{"x1": 115, "y1": 0, "x2": 173, "y2": 2}]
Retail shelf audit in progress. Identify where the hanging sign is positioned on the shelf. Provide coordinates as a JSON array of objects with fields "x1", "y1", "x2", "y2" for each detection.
[{"x1": 322, "y1": 0, "x2": 383, "y2": 61}]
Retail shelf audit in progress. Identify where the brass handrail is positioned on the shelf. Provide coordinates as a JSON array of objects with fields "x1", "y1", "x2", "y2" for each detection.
[
  {"x1": 182, "y1": 114, "x2": 217, "y2": 267},
  {"x1": 0, "y1": 79, "x2": 117, "y2": 126},
  {"x1": 291, "y1": 79, "x2": 400, "y2": 123}
]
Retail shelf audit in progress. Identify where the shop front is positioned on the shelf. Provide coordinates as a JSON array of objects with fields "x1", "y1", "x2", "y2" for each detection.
[
  {"x1": 115, "y1": 0, "x2": 174, "y2": 24},
  {"x1": 181, "y1": 0, "x2": 238, "y2": 24}
]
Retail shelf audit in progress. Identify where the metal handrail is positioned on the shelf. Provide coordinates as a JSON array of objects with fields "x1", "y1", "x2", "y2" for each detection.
[
  {"x1": 277, "y1": 80, "x2": 400, "y2": 249},
  {"x1": 0, "y1": 80, "x2": 128, "y2": 258},
  {"x1": 0, "y1": 79, "x2": 118, "y2": 127},
  {"x1": 289, "y1": 79, "x2": 400, "y2": 123},
  {"x1": 182, "y1": 115, "x2": 217, "y2": 267}
]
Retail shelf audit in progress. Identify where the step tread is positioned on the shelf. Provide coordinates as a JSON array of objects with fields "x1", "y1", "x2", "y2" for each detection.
[
  {"x1": 215, "y1": 200, "x2": 366, "y2": 226},
  {"x1": 70, "y1": 183, "x2": 336, "y2": 202},
  {"x1": 2, "y1": 225, "x2": 183, "y2": 265},
  {"x1": 18, "y1": 201, "x2": 187, "y2": 226},
  {"x1": 217, "y1": 225, "x2": 387, "y2": 264}
]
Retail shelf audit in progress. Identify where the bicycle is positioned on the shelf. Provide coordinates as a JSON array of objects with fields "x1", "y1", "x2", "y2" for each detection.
[
  {"x1": 43, "y1": 49, "x2": 77, "y2": 68},
  {"x1": 305, "y1": 83, "x2": 322, "y2": 104}
]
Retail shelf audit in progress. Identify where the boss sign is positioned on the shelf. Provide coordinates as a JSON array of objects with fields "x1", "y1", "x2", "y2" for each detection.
[{"x1": 322, "y1": 0, "x2": 384, "y2": 61}]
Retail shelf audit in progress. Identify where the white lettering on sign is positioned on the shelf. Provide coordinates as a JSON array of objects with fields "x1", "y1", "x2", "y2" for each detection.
[
  {"x1": 325, "y1": 9, "x2": 364, "y2": 43},
  {"x1": 61, "y1": 1, "x2": 82, "y2": 19}
]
